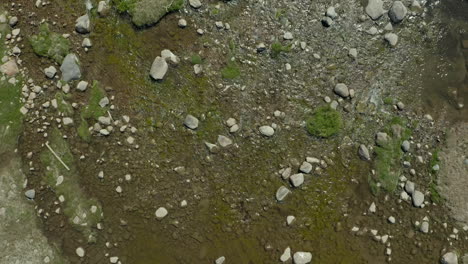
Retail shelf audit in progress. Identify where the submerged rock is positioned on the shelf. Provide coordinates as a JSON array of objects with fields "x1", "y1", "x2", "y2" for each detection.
[{"x1": 60, "y1": 54, "x2": 81, "y2": 82}]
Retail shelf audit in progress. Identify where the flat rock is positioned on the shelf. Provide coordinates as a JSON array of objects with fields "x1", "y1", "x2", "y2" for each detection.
[
  {"x1": 293, "y1": 252, "x2": 312, "y2": 264},
  {"x1": 299, "y1": 162, "x2": 312, "y2": 173},
  {"x1": 365, "y1": 0, "x2": 384, "y2": 20},
  {"x1": 184, "y1": 114, "x2": 199, "y2": 130},
  {"x1": 60, "y1": 54, "x2": 81, "y2": 82},
  {"x1": 276, "y1": 186, "x2": 291, "y2": 201},
  {"x1": 150, "y1": 56, "x2": 168, "y2": 80}
]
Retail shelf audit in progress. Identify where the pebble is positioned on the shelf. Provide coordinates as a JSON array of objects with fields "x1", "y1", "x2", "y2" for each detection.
[
  {"x1": 62, "y1": 117, "x2": 74, "y2": 126},
  {"x1": 286, "y1": 215, "x2": 295, "y2": 225},
  {"x1": 150, "y1": 56, "x2": 168, "y2": 80},
  {"x1": 110, "y1": 256, "x2": 119, "y2": 263},
  {"x1": 326, "y1": 6, "x2": 338, "y2": 19},
  {"x1": 441, "y1": 252, "x2": 458, "y2": 264},
  {"x1": 155, "y1": 207, "x2": 168, "y2": 219},
  {"x1": 76, "y1": 81, "x2": 88, "y2": 91},
  {"x1": 334, "y1": 83, "x2": 349, "y2": 98},
  {"x1": 412, "y1": 190, "x2": 424, "y2": 207},
  {"x1": 44, "y1": 66, "x2": 57, "y2": 78},
  {"x1": 194, "y1": 64, "x2": 203, "y2": 75},
  {"x1": 76, "y1": 247, "x2": 85, "y2": 258},
  {"x1": 384, "y1": 33, "x2": 399, "y2": 47},
  {"x1": 189, "y1": 0, "x2": 202, "y2": 9},
  {"x1": 82, "y1": 38, "x2": 92, "y2": 48},
  {"x1": 405, "y1": 181, "x2": 415, "y2": 194},
  {"x1": 388, "y1": 216, "x2": 396, "y2": 224},
  {"x1": 60, "y1": 54, "x2": 81, "y2": 82},
  {"x1": 259, "y1": 125, "x2": 275, "y2": 137},
  {"x1": 348, "y1": 48, "x2": 357, "y2": 59},
  {"x1": 420, "y1": 221, "x2": 429, "y2": 233},
  {"x1": 369, "y1": 202, "x2": 376, "y2": 213},
  {"x1": 99, "y1": 97, "x2": 109, "y2": 107},
  {"x1": 401, "y1": 140, "x2": 410, "y2": 152},
  {"x1": 388, "y1": 1, "x2": 408, "y2": 23},
  {"x1": 178, "y1": 18, "x2": 187, "y2": 28},
  {"x1": 24, "y1": 189, "x2": 35, "y2": 199},
  {"x1": 283, "y1": 32, "x2": 293, "y2": 40},
  {"x1": 280, "y1": 247, "x2": 291, "y2": 262},
  {"x1": 217, "y1": 135, "x2": 232, "y2": 147},
  {"x1": 184, "y1": 114, "x2": 199, "y2": 130},
  {"x1": 293, "y1": 252, "x2": 312, "y2": 264},
  {"x1": 276, "y1": 186, "x2": 291, "y2": 201},
  {"x1": 75, "y1": 14, "x2": 90, "y2": 34},
  {"x1": 215, "y1": 256, "x2": 225, "y2": 264},
  {"x1": 299, "y1": 162, "x2": 312, "y2": 174},
  {"x1": 365, "y1": 0, "x2": 384, "y2": 20},
  {"x1": 359, "y1": 144, "x2": 370, "y2": 160},
  {"x1": 289, "y1": 173, "x2": 304, "y2": 187}
]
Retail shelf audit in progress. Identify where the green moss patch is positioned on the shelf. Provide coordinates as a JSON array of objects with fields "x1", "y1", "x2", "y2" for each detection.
[
  {"x1": 306, "y1": 106, "x2": 342, "y2": 138},
  {"x1": 128, "y1": 0, "x2": 184, "y2": 27},
  {"x1": 271, "y1": 42, "x2": 291, "y2": 58},
  {"x1": 81, "y1": 81, "x2": 108, "y2": 120},
  {"x1": 30, "y1": 23, "x2": 70, "y2": 63},
  {"x1": 221, "y1": 60, "x2": 241, "y2": 79}
]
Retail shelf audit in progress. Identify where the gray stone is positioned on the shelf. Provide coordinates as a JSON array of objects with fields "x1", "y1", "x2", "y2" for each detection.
[
  {"x1": 178, "y1": 18, "x2": 187, "y2": 28},
  {"x1": 150, "y1": 56, "x2": 168, "y2": 80},
  {"x1": 321, "y1": 17, "x2": 334, "y2": 27},
  {"x1": 388, "y1": 1, "x2": 407, "y2": 23},
  {"x1": 293, "y1": 252, "x2": 312, "y2": 264},
  {"x1": 420, "y1": 221, "x2": 429, "y2": 233},
  {"x1": 189, "y1": 0, "x2": 202, "y2": 8},
  {"x1": 365, "y1": 0, "x2": 384, "y2": 20},
  {"x1": 385, "y1": 33, "x2": 399, "y2": 47},
  {"x1": 184, "y1": 115, "x2": 199, "y2": 130},
  {"x1": 299, "y1": 162, "x2": 312, "y2": 174},
  {"x1": 283, "y1": 32, "x2": 293, "y2": 40},
  {"x1": 155, "y1": 207, "x2": 168, "y2": 219},
  {"x1": 62, "y1": 117, "x2": 74, "y2": 126},
  {"x1": 98, "y1": 116, "x2": 111, "y2": 125},
  {"x1": 194, "y1": 64, "x2": 203, "y2": 75},
  {"x1": 161, "y1": 49, "x2": 179, "y2": 65},
  {"x1": 348, "y1": 48, "x2": 357, "y2": 59},
  {"x1": 412, "y1": 190, "x2": 424, "y2": 207},
  {"x1": 217, "y1": 135, "x2": 232, "y2": 147},
  {"x1": 215, "y1": 256, "x2": 225, "y2": 264},
  {"x1": 405, "y1": 181, "x2": 415, "y2": 194},
  {"x1": 334, "y1": 83, "x2": 349, "y2": 98},
  {"x1": 384, "y1": 22, "x2": 393, "y2": 31},
  {"x1": 441, "y1": 252, "x2": 458, "y2": 264},
  {"x1": 326, "y1": 6, "x2": 338, "y2": 19},
  {"x1": 82, "y1": 38, "x2": 92, "y2": 48},
  {"x1": 276, "y1": 186, "x2": 291, "y2": 201},
  {"x1": 280, "y1": 247, "x2": 291, "y2": 262},
  {"x1": 76, "y1": 247, "x2": 85, "y2": 258},
  {"x1": 9, "y1": 16, "x2": 18, "y2": 27},
  {"x1": 76, "y1": 81, "x2": 88, "y2": 91},
  {"x1": 44, "y1": 66, "x2": 57, "y2": 78},
  {"x1": 367, "y1": 26, "x2": 378, "y2": 35},
  {"x1": 60, "y1": 54, "x2": 81, "y2": 82},
  {"x1": 401, "y1": 140, "x2": 410, "y2": 152},
  {"x1": 289, "y1": 173, "x2": 304, "y2": 187},
  {"x1": 98, "y1": 1, "x2": 109, "y2": 16},
  {"x1": 99, "y1": 97, "x2": 109, "y2": 107},
  {"x1": 359, "y1": 144, "x2": 371, "y2": 160},
  {"x1": 25, "y1": 189, "x2": 35, "y2": 199},
  {"x1": 375, "y1": 132, "x2": 389, "y2": 146},
  {"x1": 259, "y1": 126, "x2": 274, "y2": 137},
  {"x1": 75, "y1": 14, "x2": 90, "y2": 34}
]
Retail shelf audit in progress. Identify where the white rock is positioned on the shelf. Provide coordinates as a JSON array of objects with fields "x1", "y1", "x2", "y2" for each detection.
[
  {"x1": 62, "y1": 117, "x2": 74, "y2": 126},
  {"x1": 289, "y1": 173, "x2": 304, "y2": 187},
  {"x1": 161, "y1": 49, "x2": 180, "y2": 65},
  {"x1": 280, "y1": 247, "x2": 291, "y2": 262},
  {"x1": 82, "y1": 38, "x2": 92, "y2": 48},
  {"x1": 110, "y1": 256, "x2": 119, "y2": 263},
  {"x1": 44, "y1": 66, "x2": 57, "y2": 78},
  {"x1": 178, "y1": 18, "x2": 187, "y2": 28},
  {"x1": 299, "y1": 162, "x2": 312, "y2": 174},
  {"x1": 276, "y1": 186, "x2": 291, "y2": 201},
  {"x1": 189, "y1": 0, "x2": 202, "y2": 8},
  {"x1": 412, "y1": 191, "x2": 424, "y2": 207},
  {"x1": 259, "y1": 125, "x2": 274, "y2": 137},
  {"x1": 217, "y1": 135, "x2": 232, "y2": 147},
  {"x1": 76, "y1": 81, "x2": 88, "y2": 91},
  {"x1": 441, "y1": 252, "x2": 458, "y2": 264},
  {"x1": 184, "y1": 114, "x2": 199, "y2": 130},
  {"x1": 215, "y1": 256, "x2": 225, "y2": 264},
  {"x1": 388, "y1": 216, "x2": 396, "y2": 224},
  {"x1": 420, "y1": 221, "x2": 429, "y2": 233},
  {"x1": 155, "y1": 207, "x2": 168, "y2": 219},
  {"x1": 369, "y1": 202, "x2": 376, "y2": 213},
  {"x1": 76, "y1": 247, "x2": 85, "y2": 258},
  {"x1": 75, "y1": 14, "x2": 90, "y2": 34},
  {"x1": 150, "y1": 56, "x2": 168, "y2": 80},
  {"x1": 286, "y1": 215, "x2": 295, "y2": 225},
  {"x1": 293, "y1": 251, "x2": 312, "y2": 264},
  {"x1": 384, "y1": 33, "x2": 399, "y2": 47}
]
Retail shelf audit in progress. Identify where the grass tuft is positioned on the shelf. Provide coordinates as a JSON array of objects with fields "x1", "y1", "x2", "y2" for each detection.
[
  {"x1": 271, "y1": 42, "x2": 291, "y2": 58},
  {"x1": 221, "y1": 60, "x2": 240, "y2": 79},
  {"x1": 306, "y1": 106, "x2": 342, "y2": 138}
]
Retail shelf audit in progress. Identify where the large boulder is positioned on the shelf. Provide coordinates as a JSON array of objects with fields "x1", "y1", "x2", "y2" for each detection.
[
  {"x1": 131, "y1": 0, "x2": 181, "y2": 27},
  {"x1": 60, "y1": 54, "x2": 81, "y2": 82},
  {"x1": 365, "y1": 0, "x2": 385, "y2": 20},
  {"x1": 388, "y1": 1, "x2": 407, "y2": 23}
]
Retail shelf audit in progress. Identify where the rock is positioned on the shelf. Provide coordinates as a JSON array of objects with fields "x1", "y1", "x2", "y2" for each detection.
[
  {"x1": 367, "y1": 26, "x2": 378, "y2": 35},
  {"x1": 441, "y1": 252, "x2": 458, "y2": 264},
  {"x1": 194, "y1": 64, "x2": 203, "y2": 75},
  {"x1": 217, "y1": 135, "x2": 232, "y2": 147},
  {"x1": 412, "y1": 190, "x2": 424, "y2": 207},
  {"x1": 420, "y1": 221, "x2": 429, "y2": 233},
  {"x1": 24, "y1": 189, "x2": 35, "y2": 199},
  {"x1": 99, "y1": 97, "x2": 109, "y2": 107},
  {"x1": 76, "y1": 247, "x2": 85, "y2": 258},
  {"x1": 276, "y1": 186, "x2": 291, "y2": 201},
  {"x1": 178, "y1": 18, "x2": 187, "y2": 28},
  {"x1": 82, "y1": 38, "x2": 92, "y2": 48},
  {"x1": 281, "y1": 167, "x2": 292, "y2": 180},
  {"x1": 62, "y1": 117, "x2": 74, "y2": 126},
  {"x1": 76, "y1": 81, "x2": 88, "y2": 91},
  {"x1": 375, "y1": 132, "x2": 389, "y2": 146},
  {"x1": 9, "y1": 16, "x2": 18, "y2": 27},
  {"x1": 75, "y1": 14, "x2": 90, "y2": 34},
  {"x1": 99, "y1": 129, "x2": 110, "y2": 136},
  {"x1": 184, "y1": 115, "x2": 199, "y2": 130},
  {"x1": 286, "y1": 215, "x2": 295, "y2": 225},
  {"x1": 259, "y1": 126, "x2": 274, "y2": 137},
  {"x1": 0, "y1": 60, "x2": 19, "y2": 76},
  {"x1": 385, "y1": 33, "x2": 399, "y2": 47},
  {"x1": 110, "y1": 256, "x2": 119, "y2": 263},
  {"x1": 326, "y1": 6, "x2": 338, "y2": 19},
  {"x1": 388, "y1": 216, "x2": 396, "y2": 224},
  {"x1": 384, "y1": 22, "x2": 393, "y2": 31},
  {"x1": 215, "y1": 256, "x2": 225, "y2": 264},
  {"x1": 405, "y1": 181, "x2": 415, "y2": 194},
  {"x1": 293, "y1": 251, "x2": 312, "y2": 264},
  {"x1": 161, "y1": 49, "x2": 180, "y2": 65},
  {"x1": 280, "y1": 247, "x2": 291, "y2": 262},
  {"x1": 283, "y1": 32, "x2": 293, "y2": 40},
  {"x1": 97, "y1": 1, "x2": 109, "y2": 16},
  {"x1": 215, "y1": 21, "x2": 224, "y2": 29},
  {"x1": 334, "y1": 83, "x2": 349, "y2": 98},
  {"x1": 369, "y1": 202, "x2": 376, "y2": 213},
  {"x1": 289, "y1": 173, "x2": 304, "y2": 187},
  {"x1": 299, "y1": 162, "x2": 312, "y2": 174},
  {"x1": 189, "y1": 0, "x2": 202, "y2": 9},
  {"x1": 256, "y1": 43, "x2": 266, "y2": 53},
  {"x1": 348, "y1": 48, "x2": 357, "y2": 59},
  {"x1": 60, "y1": 54, "x2": 81, "y2": 82},
  {"x1": 321, "y1": 17, "x2": 334, "y2": 27},
  {"x1": 365, "y1": 0, "x2": 384, "y2": 20},
  {"x1": 388, "y1": 1, "x2": 407, "y2": 23},
  {"x1": 226, "y1": 118, "x2": 236, "y2": 127},
  {"x1": 12, "y1": 29, "x2": 20, "y2": 36},
  {"x1": 44, "y1": 66, "x2": 57, "y2": 78},
  {"x1": 155, "y1": 207, "x2": 168, "y2": 219},
  {"x1": 359, "y1": 144, "x2": 371, "y2": 160},
  {"x1": 0, "y1": 14, "x2": 5, "y2": 23},
  {"x1": 401, "y1": 140, "x2": 410, "y2": 152},
  {"x1": 150, "y1": 56, "x2": 168, "y2": 80},
  {"x1": 98, "y1": 116, "x2": 111, "y2": 125},
  {"x1": 230, "y1": 124, "x2": 239, "y2": 133}
]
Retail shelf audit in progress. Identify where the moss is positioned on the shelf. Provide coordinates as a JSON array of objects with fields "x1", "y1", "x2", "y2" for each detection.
[
  {"x1": 81, "y1": 81, "x2": 108, "y2": 120},
  {"x1": 221, "y1": 60, "x2": 241, "y2": 79},
  {"x1": 167, "y1": 0, "x2": 184, "y2": 12},
  {"x1": 113, "y1": 0, "x2": 137, "y2": 13},
  {"x1": 130, "y1": 0, "x2": 183, "y2": 27},
  {"x1": 77, "y1": 118, "x2": 91, "y2": 142},
  {"x1": 55, "y1": 92, "x2": 74, "y2": 115},
  {"x1": 30, "y1": 23, "x2": 70, "y2": 63},
  {"x1": 271, "y1": 42, "x2": 291, "y2": 58},
  {"x1": 191, "y1": 54, "x2": 203, "y2": 65},
  {"x1": 383, "y1": 97, "x2": 394, "y2": 105},
  {"x1": 306, "y1": 106, "x2": 342, "y2": 138},
  {"x1": 40, "y1": 128, "x2": 102, "y2": 236}
]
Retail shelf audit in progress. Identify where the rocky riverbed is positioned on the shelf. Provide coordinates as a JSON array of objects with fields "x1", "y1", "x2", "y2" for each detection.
[{"x1": 0, "y1": 0, "x2": 467, "y2": 263}]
